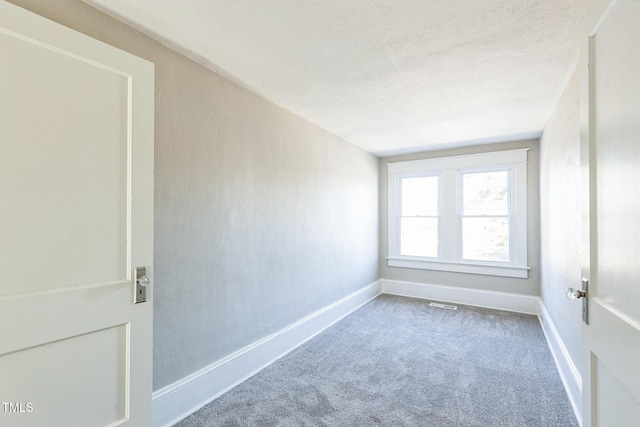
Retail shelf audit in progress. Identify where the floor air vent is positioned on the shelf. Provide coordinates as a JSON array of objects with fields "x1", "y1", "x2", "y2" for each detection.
[{"x1": 429, "y1": 302, "x2": 457, "y2": 310}]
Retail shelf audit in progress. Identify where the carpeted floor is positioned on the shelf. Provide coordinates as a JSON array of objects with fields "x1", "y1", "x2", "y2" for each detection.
[{"x1": 176, "y1": 294, "x2": 579, "y2": 426}]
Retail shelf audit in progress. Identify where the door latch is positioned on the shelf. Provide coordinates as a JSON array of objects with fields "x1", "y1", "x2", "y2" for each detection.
[
  {"x1": 566, "y1": 278, "x2": 589, "y2": 324},
  {"x1": 134, "y1": 266, "x2": 150, "y2": 304}
]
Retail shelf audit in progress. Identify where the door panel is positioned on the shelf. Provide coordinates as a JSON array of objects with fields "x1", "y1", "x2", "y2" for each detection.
[
  {"x1": 581, "y1": 0, "x2": 640, "y2": 425},
  {"x1": 0, "y1": 2, "x2": 154, "y2": 426},
  {"x1": 0, "y1": 30, "x2": 130, "y2": 297},
  {"x1": 2, "y1": 325, "x2": 128, "y2": 426},
  {"x1": 593, "y1": 356, "x2": 640, "y2": 427}
]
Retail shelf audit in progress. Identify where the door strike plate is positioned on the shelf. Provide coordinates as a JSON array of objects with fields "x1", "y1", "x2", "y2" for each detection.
[{"x1": 582, "y1": 278, "x2": 589, "y2": 325}]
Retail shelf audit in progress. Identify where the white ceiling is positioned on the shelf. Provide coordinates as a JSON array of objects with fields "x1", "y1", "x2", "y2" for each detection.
[{"x1": 86, "y1": 0, "x2": 586, "y2": 156}]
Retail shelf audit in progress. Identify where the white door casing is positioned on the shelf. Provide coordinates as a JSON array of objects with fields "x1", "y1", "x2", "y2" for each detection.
[
  {"x1": 0, "y1": 2, "x2": 154, "y2": 426},
  {"x1": 580, "y1": 0, "x2": 640, "y2": 426}
]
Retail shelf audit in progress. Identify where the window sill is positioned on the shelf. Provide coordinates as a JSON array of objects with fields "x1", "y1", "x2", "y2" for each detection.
[{"x1": 386, "y1": 257, "x2": 530, "y2": 278}]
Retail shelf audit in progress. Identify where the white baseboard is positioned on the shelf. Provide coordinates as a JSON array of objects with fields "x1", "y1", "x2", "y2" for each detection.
[
  {"x1": 538, "y1": 301, "x2": 583, "y2": 426},
  {"x1": 151, "y1": 280, "x2": 382, "y2": 427},
  {"x1": 381, "y1": 279, "x2": 540, "y2": 314}
]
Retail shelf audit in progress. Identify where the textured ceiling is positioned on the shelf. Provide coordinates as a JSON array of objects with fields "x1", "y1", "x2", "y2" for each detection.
[{"x1": 85, "y1": 0, "x2": 586, "y2": 155}]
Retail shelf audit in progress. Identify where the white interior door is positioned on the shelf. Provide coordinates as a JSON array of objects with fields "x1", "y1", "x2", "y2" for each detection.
[
  {"x1": 580, "y1": 0, "x2": 640, "y2": 426},
  {"x1": 0, "y1": 2, "x2": 154, "y2": 426}
]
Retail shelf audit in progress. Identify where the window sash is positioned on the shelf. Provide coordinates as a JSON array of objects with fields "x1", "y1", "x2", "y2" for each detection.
[
  {"x1": 459, "y1": 168, "x2": 513, "y2": 263},
  {"x1": 460, "y1": 216, "x2": 511, "y2": 262},
  {"x1": 399, "y1": 216, "x2": 439, "y2": 258}
]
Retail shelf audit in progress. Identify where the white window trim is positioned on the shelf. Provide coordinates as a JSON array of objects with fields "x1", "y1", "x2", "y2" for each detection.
[{"x1": 387, "y1": 149, "x2": 530, "y2": 278}]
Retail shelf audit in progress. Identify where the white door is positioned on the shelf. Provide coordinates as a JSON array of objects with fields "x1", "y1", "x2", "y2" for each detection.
[
  {"x1": 0, "y1": 2, "x2": 154, "y2": 426},
  {"x1": 579, "y1": 0, "x2": 640, "y2": 426}
]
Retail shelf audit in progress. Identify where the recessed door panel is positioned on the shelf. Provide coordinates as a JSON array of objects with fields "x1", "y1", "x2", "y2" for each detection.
[
  {"x1": 0, "y1": 325, "x2": 129, "y2": 427},
  {"x1": 594, "y1": 356, "x2": 640, "y2": 427},
  {"x1": 0, "y1": 33, "x2": 129, "y2": 298}
]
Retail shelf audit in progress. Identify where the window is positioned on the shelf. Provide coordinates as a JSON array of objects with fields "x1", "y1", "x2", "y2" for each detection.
[{"x1": 387, "y1": 149, "x2": 529, "y2": 278}]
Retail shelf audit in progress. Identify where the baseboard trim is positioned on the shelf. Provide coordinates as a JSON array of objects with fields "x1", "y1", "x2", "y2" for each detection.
[
  {"x1": 151, "y1": 280, "x2": 382, "y2": 427},
  {"x1": 381, "y1": 279, "x2": 540, "y2": 314},
  {"x1": 538, "y1": 301, "x2": 583, "y2": 426}
]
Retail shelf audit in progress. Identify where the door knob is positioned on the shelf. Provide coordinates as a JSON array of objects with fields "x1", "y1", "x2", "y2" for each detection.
[
  {"x1": 566, "y1": 287, "x2": 587, "y2": 300},
  {"x1": 568, "y1": 278, "x2": 589, "y2": 324},
  {"x1": 134, "y1": 266, "x2": 149, "y2": 304}
]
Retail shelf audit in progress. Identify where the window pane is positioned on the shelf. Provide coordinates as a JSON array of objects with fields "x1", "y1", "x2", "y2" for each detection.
[
  {"x1": 401, "y1": 218, "x2": 438, "y2": 257},
  {"x1": 463, "y1": 171, "x2": 509, "y2": 215},
  {"x1": 401, "y1": 176, "x2": 438, "y2": 216},
  {"x1": 462, "y1": 218, "x2": 509, "y2": 262}
]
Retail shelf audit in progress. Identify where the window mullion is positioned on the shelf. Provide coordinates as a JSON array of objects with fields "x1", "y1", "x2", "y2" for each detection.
[{"x1": 439, "y1": 169, "x2": 458, "y2": 261}]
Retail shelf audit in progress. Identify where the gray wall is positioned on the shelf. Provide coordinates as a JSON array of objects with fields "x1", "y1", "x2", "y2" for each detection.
[
  {"x1": 10, "y1": 0, "x2": 380, "y2": 390},
  {"x1": 379, "y1": 140, "x2": 541, "y2": 296},
  {"x1": 539, "y1": 67, "x2": 582, "y2": 371}
]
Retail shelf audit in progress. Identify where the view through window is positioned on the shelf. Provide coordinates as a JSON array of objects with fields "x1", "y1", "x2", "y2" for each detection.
[
  {"x1": 400, "y1": 176, "x2": 438, "y2": 257},
  {"x1": 461, "y1": 170, "x2": 510, "y2": 262}
]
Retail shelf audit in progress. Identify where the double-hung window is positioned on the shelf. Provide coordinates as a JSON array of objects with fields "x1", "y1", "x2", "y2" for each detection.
[{"x1": 387, "y1": 149, "x2": 529, "y2": 278}]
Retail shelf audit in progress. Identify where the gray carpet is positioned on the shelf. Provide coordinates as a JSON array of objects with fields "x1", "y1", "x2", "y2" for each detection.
[{"x1": 176, "y1": 294, "x2": 578, "y2": 426}]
